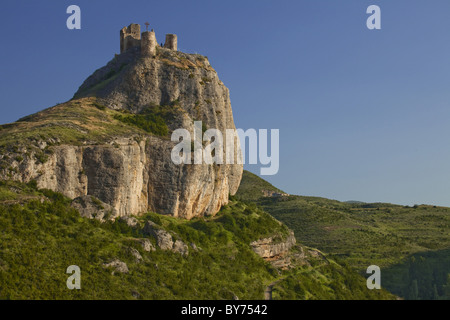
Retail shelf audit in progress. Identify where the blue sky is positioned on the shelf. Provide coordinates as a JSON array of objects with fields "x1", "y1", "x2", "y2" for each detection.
[{"x1": 2, "y1": 1, "x2": 450, "y2": 206}]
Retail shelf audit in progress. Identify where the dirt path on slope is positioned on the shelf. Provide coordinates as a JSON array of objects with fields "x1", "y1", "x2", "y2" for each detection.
[{"x1": 264, "y1": 278, "x2": 285, "y2": 300}]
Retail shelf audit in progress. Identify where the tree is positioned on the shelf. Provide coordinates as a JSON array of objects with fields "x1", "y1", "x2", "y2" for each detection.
[{"x1": 409, "y1": 279, "x2": 419, "y2": 300}]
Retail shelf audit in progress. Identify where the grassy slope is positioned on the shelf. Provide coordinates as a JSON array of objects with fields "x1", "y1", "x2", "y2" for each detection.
[
  {"x1": 0, "y1": 98, "x2": 146, "y2": 148},
  {"x1": 0, "y1": 180, "x2": 393, "y2": 300},
  {"x1": 236, "y1": 171, "x2": 450, "y2": 300}
]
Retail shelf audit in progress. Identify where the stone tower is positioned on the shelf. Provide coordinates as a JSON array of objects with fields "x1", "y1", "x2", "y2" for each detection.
[
  {"x1": 141, "y1": 31, "x2": 157, "y2": 57},
  {"x1": 120, "y1": 24, "x2": 141, "y2": 53},
  {"x1": 164, "y1": 34, "x2": 177, "y2": 51}
]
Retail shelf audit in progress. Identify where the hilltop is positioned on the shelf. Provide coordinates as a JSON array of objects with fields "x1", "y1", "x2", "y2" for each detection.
[
  {"x1": 0, "y1": 23, "x2": 242, "y2": 220},
  {"x1": 236, "y1": 170, "x2": 450, "y2": 300}
]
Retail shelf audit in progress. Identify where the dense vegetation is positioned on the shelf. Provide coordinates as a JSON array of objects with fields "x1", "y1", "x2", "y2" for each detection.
[
  {"x1": 113, "y1": 104, "x2": 182, "y2": 137},
  {"x1": 236, "y1": 170, "x2": 450, "y2": 300},
  {"x1": 383, "y1": 249, "x2": 450, "y2": 300},
  {"x1": 0, "y1": 180, "x2": 393, "y2": 300}
]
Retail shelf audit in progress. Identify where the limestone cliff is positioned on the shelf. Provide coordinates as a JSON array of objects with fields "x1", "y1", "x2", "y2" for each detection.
[
  {"x1": 0, "y1": 32, "x2": 243, "y2": 220},
  {"x1": 250, "y1": 231, "x2": 297, "y2": 270},
  {"x1": 250, "y1": 231, "x2": 326, "y2": 270},
  {"x1": 250, "y1": 231, "x2": 297, "y2": 260}
]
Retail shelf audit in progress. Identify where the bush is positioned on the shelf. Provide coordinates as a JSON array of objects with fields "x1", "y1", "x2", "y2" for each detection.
[
  {"x1": 35, "y1": 152, "x2": 48, "y2": 164},
  {"x1": 113, "y1": 105, "x2": 178, "y2": 137},
  {"x1": 27, "y1": 180, "x2": 38, "y2": 190},
  {"x1": 93, "y1": 102, "x2": 106, "y2": 111},
  {"x1": 91, "y1": 196, "x2": 104, "y2": 210}
]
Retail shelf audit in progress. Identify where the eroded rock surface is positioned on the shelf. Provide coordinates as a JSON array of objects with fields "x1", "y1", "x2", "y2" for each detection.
[
  {"x1": 103, "y1": 259, "x2": 129, "y2": 275},
  {"x1": 71, "y1": 195, "x2": 114, "y2": 221},
  {"x1": 250, "y1": 231, "x2": 297, "y2": 270},
  {"x1": 251, "y1": 231, "x2": 296, "y2": 259},
  {"x1": 143, "y1": 221, "x2": 189, "y2": 256},
  {"x1": 0, "y1": 45, "x2": 243, "y2": 220}
]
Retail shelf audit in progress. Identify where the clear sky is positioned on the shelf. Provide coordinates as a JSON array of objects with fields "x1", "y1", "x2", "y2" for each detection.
[{"x1": 2, "y1": 0, "x2": 450, "y2": 206}]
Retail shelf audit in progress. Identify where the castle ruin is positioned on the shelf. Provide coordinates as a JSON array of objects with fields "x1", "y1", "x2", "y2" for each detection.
[{"x1": 120, "y1": 24, "x2": 177, "y2": 56}]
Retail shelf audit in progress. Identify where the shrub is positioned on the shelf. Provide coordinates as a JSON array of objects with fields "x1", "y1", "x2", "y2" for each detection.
[
  {"x1": 91, "y1": 196, "x2": 105, "y2": 210},
  {"x1": 27, "y1": 180, "x2": 38, "y2": 190},
  {"x1": 35, "y1": 152, "x2": 48, "y2": 164},
  {"x1": 113, "y1": 105, "x2": 178, "y2": 137},
  {"x1": 93, "y1": 102, "x2": 106, "y2": 111}
]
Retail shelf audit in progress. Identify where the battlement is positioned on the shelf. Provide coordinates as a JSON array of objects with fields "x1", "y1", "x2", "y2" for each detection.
[{"x1": 119, "y1": 23, "x2": 178, "y2": 56}]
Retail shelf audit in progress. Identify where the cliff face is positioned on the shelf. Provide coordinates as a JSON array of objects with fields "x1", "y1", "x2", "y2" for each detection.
[
  {"x1": 250, "y1": 232, "x2": 297, "y2": 259},
  {"x1": 251, "y1": 231, "x2": 297, "y2": 270},
  {"x1": 0, "y1": 44, "x2": 242, "y2": 220}
]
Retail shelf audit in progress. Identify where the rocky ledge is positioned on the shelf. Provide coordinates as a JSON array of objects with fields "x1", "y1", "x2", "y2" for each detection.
[{"x1": 250, "y1": 231, "x2": 297, "y2": 269}]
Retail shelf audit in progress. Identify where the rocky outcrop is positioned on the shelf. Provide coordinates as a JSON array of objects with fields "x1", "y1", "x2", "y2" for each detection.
[
  {"x1": 135, "y1": 239, "x2": 156, "y2": 252},
  {"x1": 128, "y1": 247, "x2": 143, "y2": 262},
  {"x1": 120, "y1": 216, "x2": 139, "y2": 227},
  {"x1": 251, "y1": 231, "x2": 329, "y2": 270},
  {"x1": 251, "y1": 231, "x2": 296, "y2": 259},
  {"x1": 172, "y1": 240, "x2": 189, "y2": 257},
  {"x1": 144, "y1": 221, "x2": 174, "y2": 250},
  {"x1": 71, "y1": 195, "x2": 114, "y2": 221},
  {"x1": 0, "y1": 42, "x2": 243, "y2": 220},
  {"x1": 250, "y1": 231, "x2": 296, "y2": 269},
  {"x1": 74, "y1": 46, "x2": 243, "y2": 219},
  {"x1": 262, "y1": 190, "x2": 290, "y2": 198},
  {"x1": 103, "y1": 259, "x2": 129, "y2": 275},
  {"x1": 143, "y1": 221, "x2": 189, "y2": 256}
]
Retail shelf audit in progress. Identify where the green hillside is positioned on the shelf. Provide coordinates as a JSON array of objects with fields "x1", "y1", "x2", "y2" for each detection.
[
  {"x1": 236, "y1": 170, "x2": 450, "y2": 300},
  {"x1": 0, "y1": 180, "x2": 393, "y2": 300}
]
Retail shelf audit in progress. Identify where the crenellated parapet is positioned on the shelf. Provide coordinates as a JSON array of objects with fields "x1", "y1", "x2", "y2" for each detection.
[{"x1": 119, "y1": 23, "x2": 177, "y2": 56}]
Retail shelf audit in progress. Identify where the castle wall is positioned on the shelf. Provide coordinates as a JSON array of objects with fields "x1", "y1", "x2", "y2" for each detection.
[{"x1": 120, "y1": 24, "x2": 141, "y2": 53}]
